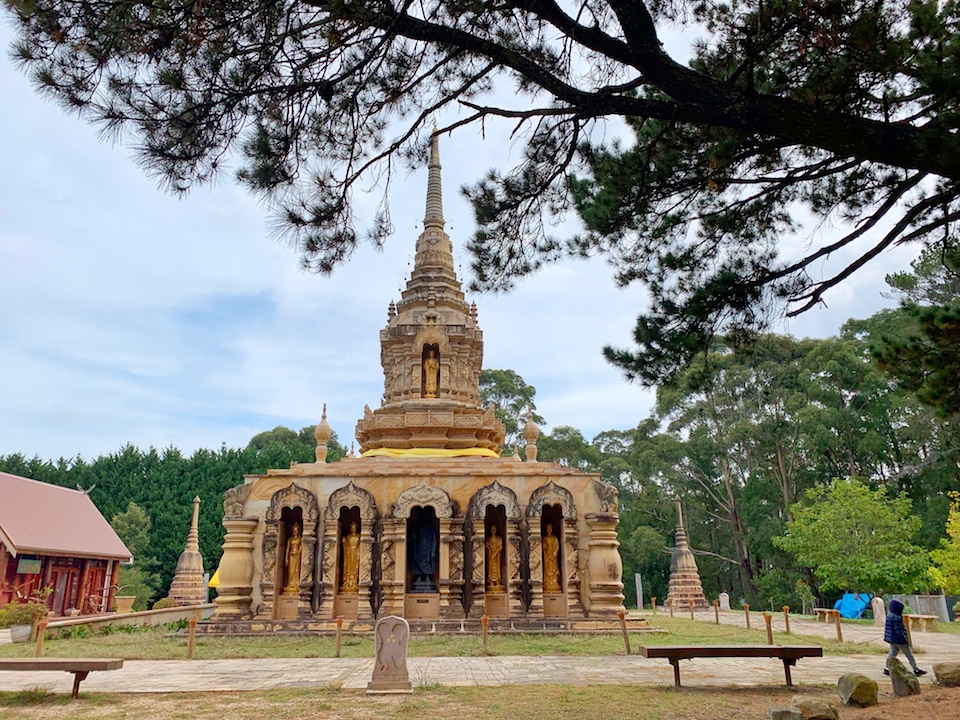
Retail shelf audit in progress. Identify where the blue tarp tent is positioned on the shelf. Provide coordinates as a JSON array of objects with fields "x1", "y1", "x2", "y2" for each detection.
[{"x1": 834, "y1": 592, "x2": 872, "y2": 619}]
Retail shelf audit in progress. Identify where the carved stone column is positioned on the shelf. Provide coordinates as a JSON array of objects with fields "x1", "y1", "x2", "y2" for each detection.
[
  {"x1": 379, "y1": 518, "x2": 405, "y2": 617},
  {"x1": 506, "y1": 517, "x2": 522, "y2": 617},
  {"x1": 258, "y1": 527, "x2": 279, "y2": 619},
  {"x1": 584, "y1": 513, "x2": 625, "y2": 617},
  {"x1": 318, "y1": 532, "x2": 337, "y2": 619},
  {"x1": 438, "y1": 517, "x2": 464, "y2": 618},
  {"x1": 527, "y1": 522, "x2": 544, "y2": 617},
  {"x1": 564, "y1": 518, "x2": 585, "y2": 617},
  {"x1": 468, "y1": 520, "x2": 485, "y2": 619},
  {"x1": 297, "y1": 518, "x2": 318, "y2": 617},
  {"x1": 213, "y1": 517, "x2": 259, "y2": 619},
  {"x1": 358, "y1": 526, "x2": 375, "y2": 621}
]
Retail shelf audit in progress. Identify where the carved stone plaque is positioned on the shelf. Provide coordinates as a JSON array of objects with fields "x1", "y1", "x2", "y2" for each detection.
[{"x1": 367, "y1": 615, "x2": 413, "y2": 694}]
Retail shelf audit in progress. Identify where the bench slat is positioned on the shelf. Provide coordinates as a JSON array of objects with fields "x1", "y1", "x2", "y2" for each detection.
[
  {"x1": 640, "y1": 645, "x2": 822, "y2": 660},
  {"x1": 0, "y1": 658, "x2": 123, "y2": 672}
]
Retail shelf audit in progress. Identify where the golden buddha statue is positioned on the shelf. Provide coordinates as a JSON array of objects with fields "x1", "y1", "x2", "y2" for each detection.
[
  {"x1": 542, "y1": 523, "x2": 561, "y2": 593},
  {"x1": 423, "y1": 349, "x2": 439, "y2": 398},
  {"x1": 282, "y1": 523, "x2": 303, "y2": 595},
  {"x1": 485, "y1": 525, "x2": 504, "y2": 592},
  {"x1": 340, "y1": 521, "x2": 361, "y2": 594}
]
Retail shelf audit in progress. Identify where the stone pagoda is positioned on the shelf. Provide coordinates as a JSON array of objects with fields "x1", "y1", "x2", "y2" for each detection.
[
  {"x1": 355, "y1": 133, "x2": 504, "y2": 453},
  {"x1": 210, "y1": 134, "x2": 625, "y2": 628},
  {"x1": 665, "y1": 499, "x2": 709, "y2": 610},
  {"x1": 165, "y1": 496, "x2": 207, "y2": 605}
]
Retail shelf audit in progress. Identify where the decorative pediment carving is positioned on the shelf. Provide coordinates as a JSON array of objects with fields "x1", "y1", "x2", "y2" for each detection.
[
  {"x1": 467, "y1": 481, "x2": 520, "y2": 519},
  {"x1": 392, "y1": 483, "x2": 453, "y2": 519},
  {"x1": 265, "y1": 483, "x2": 319, "y2": 523},
  {"x1": 526, "y1": 481, "x2": 577, "y2": 520},
  {"x1": 592, "y1": 479, "x2": 619, "y2": 513},
  {"x1": 324, "y1": 481, "x2": 379, "y2": 521}
]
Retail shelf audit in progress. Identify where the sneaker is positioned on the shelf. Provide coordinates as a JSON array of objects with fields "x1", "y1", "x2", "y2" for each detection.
[
  {"x1": 915, "y1": 669, "x2": 927, "y2": 677},
  {"x1": 883, "y1": 668, "x2": 890, "y2": 676}
]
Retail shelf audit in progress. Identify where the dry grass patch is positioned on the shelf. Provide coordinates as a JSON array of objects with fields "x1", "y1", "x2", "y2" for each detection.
[{"x1": 2, "y1": 685, "x2": 957, "y2": 720}]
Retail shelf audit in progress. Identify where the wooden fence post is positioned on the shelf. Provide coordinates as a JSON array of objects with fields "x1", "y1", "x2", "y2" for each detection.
[
  {"x1": 714, "y1": 600, "x2": 719, "y2": 625},
  {"x1": 618, "y1": 610, "x2": 631, "y2": 655},
  {"x1": 783, "y1": 605, "x2": 790, "y2": 634},
  {"x1": 34, "y1": 620, "x2": 48, "y2": 657},
  {"x1": 335, "y1": 616, "x2": 344, "y2": 658},
  {"x1": 743, "y1": 603, "x2": 750, "y2": 629},
  {"x1": 763, "y1": 613, "x2": 773, "y2": 645}
]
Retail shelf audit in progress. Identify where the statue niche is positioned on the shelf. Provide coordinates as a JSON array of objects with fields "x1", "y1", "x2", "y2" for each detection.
[
  {"x1": 541, "y1": 521, "x2": 561, "y2": 593},
  {"x1": 339, "y1": 519, "x2": 361, "y2": 594},
  {"x1": 408, "y1": 506, "x2": 439, "y2": 593},
  {"x1": 282, "y1": 520, "x2": 303, "y2": 595},
  {"x1": 421, "y1": 345, "x2": 440, "y2": 398},
  {"x1": 485, "y1": 524, "x2": 504, "y2": 592}
]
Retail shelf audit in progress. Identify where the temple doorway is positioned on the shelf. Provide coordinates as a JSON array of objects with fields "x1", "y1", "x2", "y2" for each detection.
[{"x1": 404, "y1": 505, "x2": 440, "y2": 619}]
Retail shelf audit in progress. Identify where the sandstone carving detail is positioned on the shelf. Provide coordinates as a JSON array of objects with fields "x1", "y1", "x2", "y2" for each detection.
[
  {"x1": 527, "y1": 481, "x2": 577, "y2": 520},
  {"x1": 592, "y1": 479, "x2": 619, "y2": 513},
  {"x1": 265, "y1": 483, "x2": 319, "y2": 523},
  {"x1": 223, "y1": 483, "x2": 252, "y2": 518},
  {"x1": 392, "y1": 483, "x2": 454, "y2": 519},
  {"x1": 467, "y1": 481, "x2": 521, "y2": 519},
  {"x1": 324, "y1": 481, "x2": 379, "y2": 521}
]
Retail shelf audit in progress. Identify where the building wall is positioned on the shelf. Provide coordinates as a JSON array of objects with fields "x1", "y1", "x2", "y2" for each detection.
[{"x1": 214, "y1": 457, "x2": 625, "y2": 622}]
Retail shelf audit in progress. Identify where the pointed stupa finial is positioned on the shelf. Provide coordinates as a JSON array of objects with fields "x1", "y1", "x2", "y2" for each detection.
[
  {"x1": 423, "y1": 129, "x2": 444, "y2": 229},
  {"x1": 674, "y1": 497, "x2": 690, "y2": 551},
  {"x1": 315, "y1": 403, "x2": 332, "y2": 463}
]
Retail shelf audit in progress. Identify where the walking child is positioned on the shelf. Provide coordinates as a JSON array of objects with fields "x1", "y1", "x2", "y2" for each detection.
[{"x1": 883, "y1": 598, "x2": 926, "y2": 676}]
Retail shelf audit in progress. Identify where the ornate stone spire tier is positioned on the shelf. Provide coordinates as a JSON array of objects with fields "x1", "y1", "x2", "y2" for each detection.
[
  {"x1": 665, "y1": 499, "x2": 709, "y2": 610},
  {"x1": 356, "y1": 133, "x2": 505, "y2": 454},
  {"x1": 166, "y1": 496, "x2": 207, "y2": 606}
]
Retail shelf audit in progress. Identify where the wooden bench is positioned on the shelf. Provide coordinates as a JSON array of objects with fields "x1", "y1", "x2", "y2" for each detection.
[
  {"x1": 813, "y1": 608, "x2": 836, "y2": 622},
  {"x1": 0, "y1": 658, "x2": 123, "y2": 698},
  {"x1": 904, "y1": 614, "x2": 938, "y2": 632},
  {"x1": 638, "y1": 645, "x2": 823, "y2": 687}
]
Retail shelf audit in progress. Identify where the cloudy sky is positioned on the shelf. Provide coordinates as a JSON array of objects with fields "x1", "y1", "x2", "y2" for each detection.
[{"x1": 0, "y1": 20, "x2": 916, "y2": 462}]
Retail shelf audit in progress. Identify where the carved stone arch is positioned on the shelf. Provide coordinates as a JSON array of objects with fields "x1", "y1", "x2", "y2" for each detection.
[
  {"x1": 324, "y1": 481, "x2": 379, "y2": 521},
  {"x1": 265, "y1": 483, "x2": 319, "y2": 523},
  {"x1": 414, "y1": 326, "x2": 451, "y2": 354},
  {"x1": 467, "y1": 481, "x2": 520, "y2": 519},
  {"x1": 392, "y1": 483, "x2": 454, "y2": 519},
  {"x1": 526, "y1": 481, "x2": 577, "y2": 520}
]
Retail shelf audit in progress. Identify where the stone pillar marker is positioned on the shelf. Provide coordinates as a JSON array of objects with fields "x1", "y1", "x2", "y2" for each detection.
[
  {"x1": 719, "y1": 591, "x2": 731, "y2": 611},
  {"x1": 367, "y1": 615, "x2": 413, "y2": 694},
  {"x1": 871, "y1": 596, "x2": 885, "y2": 626}
]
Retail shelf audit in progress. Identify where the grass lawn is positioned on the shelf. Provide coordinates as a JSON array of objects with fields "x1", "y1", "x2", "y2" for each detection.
[
  {"x1": 0, "y1": 615, "x2": 880, "y2": 660},
  {"x1": 2, "y1": 684, "x2": 959, "y2": 720},
  {"x1": 0, "y1": 685, "x2": 845, "y2": 720}
]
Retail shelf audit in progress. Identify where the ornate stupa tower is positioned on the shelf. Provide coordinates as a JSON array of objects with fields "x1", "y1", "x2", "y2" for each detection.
[
  {"x1": 166, "y1": 496, "x2": 207, "y2": 606},
  {"x1": 665, "y1": 499, "x2": 709, "y2": 610},
  {"x1": 355, "y1": 133, "x2": 505, "y2": 454}
]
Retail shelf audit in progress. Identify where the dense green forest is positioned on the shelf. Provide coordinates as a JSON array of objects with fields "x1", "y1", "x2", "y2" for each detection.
[{"x1": 3, "y1": 251, "x2": 958, "y2": 611}]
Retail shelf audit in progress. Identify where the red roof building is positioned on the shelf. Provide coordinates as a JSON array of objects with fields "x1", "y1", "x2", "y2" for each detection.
[{"x1": 0, "y1": 472, "x2": 132, "y2": 615}]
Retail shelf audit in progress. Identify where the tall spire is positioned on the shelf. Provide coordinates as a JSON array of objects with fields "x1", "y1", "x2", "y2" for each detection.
[
  {"x1": 423, "y1": 129, "x2": 444, "y2": 230},
  {"x1": 165, "y1": 496, "x2": 207, "y2": 606}
]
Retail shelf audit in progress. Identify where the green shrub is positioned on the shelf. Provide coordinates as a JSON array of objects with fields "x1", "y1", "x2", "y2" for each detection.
[
  {"x1": 0, "y1": 602, "x2": 48, "y2": 628},
  {"x1": 151, "y1": 597, "x2": 176, "y2": 610}
]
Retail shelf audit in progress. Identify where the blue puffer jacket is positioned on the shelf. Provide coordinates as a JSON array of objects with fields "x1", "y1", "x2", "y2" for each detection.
[{"x1": 884, "y1": 599, "x2": 909, "y2": 645}]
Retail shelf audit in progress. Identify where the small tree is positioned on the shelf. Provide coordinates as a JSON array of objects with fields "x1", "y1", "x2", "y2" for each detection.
[
  {"x1": 110, "y1": 502, "x2": 160, "y2": 610},
  {"x1": 775, "y1": 478, "x2": 930, "y2": 595},
  {"x1": 930, "y1": 492, "x2": 960, "y2": 595}
]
